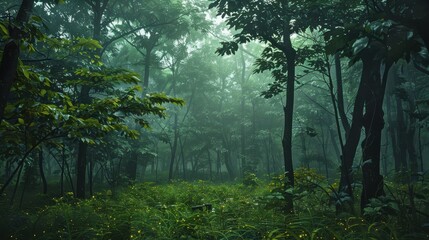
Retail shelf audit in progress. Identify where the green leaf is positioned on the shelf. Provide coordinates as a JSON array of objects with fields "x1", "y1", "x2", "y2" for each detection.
[
  {"x1": 18, "y1": 118, "x2": 25, "y2": 125},
  {"x1": 0, "y1": 23, "x2": 8, "y2": 36},
  {"x1": 66, "y1": 100, "x2": 73, "y2": 107},
  {"x1": 40, "y1": 89, "x2": 47, "y2": 96},
  {"x1": 352, "y1": 37, "x2": 369, "y2": 55},
  {"x1": 21, "y1": 66, "x2": 30, "y2": 79}
]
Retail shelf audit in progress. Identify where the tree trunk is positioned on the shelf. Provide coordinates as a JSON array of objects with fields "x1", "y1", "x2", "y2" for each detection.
[
  {"x1": 168, "y1": 114, "x2": 179, "y2": 182},
  {"x1": 265, "y1": 139, "x2": 271, "y2": 176},
  {"x1": 300, "y1": 131, "x2": 308, "y2": 168},
  {"x1": 143, "y1": 47, "x2": 152, "y2": 89},
  {"x1": 338, "y1": 59, "x2": 367, "y2": 210},
  {"x1": 126, "y1": 151, "x2": 138, "y2": 181},
  {"x1": 0, "y1": 0, "x2": 35, "y2": 121},
  {"x1": 281, "y1": 25, "x2": 296, "y2": 213},
  {"x1": 38, "y1": 148, "x2": 47, "y2": 194},
  {"x1": 76, "y1": 141, "x2": 87, "y2": 198},
  {"x1": 239, "y1": 49, "x2": 247, "y2": 176},
  {"x1": 360, "y1": 49, "x2": 391, "y2": 210},
  {"x1": 329, "y1": 128, "x2": 341, "y2": 161},
  {"x1": 88, "y1": 150, "x2": 94, "y2": 196},
  {"x1": 395, "y1": 90, "x2": 408, "y2": 170},
  {"x1": 406, "y1": 89, "x2": 418, "y2": 179},
  {"x1": 216, "y1": 150, "x2": 221, "y2": 180},
  {"x1": 60, "y1": 147, "x2": 65, "y2": 196},
  {"x1": 335, "y1": 53, "x2": 350, "y2": 136},
  {"x1": 207, "y1": 149, "x2": 212, "y2": 181},
  {"x1": 224, "y1": 148, "x2": 235, "y2": 180},
  {"x1": 75, "y1": 82, "x2": 91, "y2": 198},
  {"x1": 75, "y1": 0, "x2": 107, "y2": 199},
  {"x1": 179, "y1": 136, "x2": 186, "y2": 180},
  {"x1": 386, "y1": 72, "x2": 401, "y2": 171}
]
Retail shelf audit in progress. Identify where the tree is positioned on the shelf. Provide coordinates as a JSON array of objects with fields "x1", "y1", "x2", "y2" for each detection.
[
  {"x1": 210, "y1": 0, "x2": 304, "y2": 213},
  {"x1": 0, "y1": 0, "x2": 35, "y2": 122},
  {"x1": 325, "y1": 0, "x2": 429, "y2": 210}
]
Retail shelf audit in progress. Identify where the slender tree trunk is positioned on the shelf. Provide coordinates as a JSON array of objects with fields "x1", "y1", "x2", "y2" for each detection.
[
  {"x1": 338, "y1": 61, "x2": 368, "y2": 210},
  {"x1": 89, "y1": 150, "x2": 94, "y2": 196},
  {"x1": 64, "y1": 149, "x2": 75, "y2": 194},
  {"x1": 327, "y1": 54, "x2": 345, "y2": 166},
  {"x1": 179, "y1": 136, "x2": 186, "y2": 180},
  {"x1": 386, "y1": 73, "x2": 401, "y2": 171},
  {"x1": 155, "y1": 147, "x2": 159, "y2": 182},
  {"x1": 335, "y1": 53, "x2": 350, "y2": 136},
  {"x1": 75, "y1": 0, "x2": 107, "y2": 199},
  {"x1": 207, "y1": 149, "x2": 212, "y2": 181},
  {"x1": 168, "y1": 114, "x2": 178, "y2": 181},
  {"x1": 329, "y1": 128, "x2": 341, "y2": 161},
  {"x1": 216, "y1": 150, "x2": 221, "y2": 180},
  {"x1": 143, "y1": 47, "x2": 152, "y2": 89},
  {"x1": 395, "y1": 91, "x2": 408, "y2": 170},
  {"x1": 125, "y1": 151, "x2": 138, "y2": 181},
  {"x1": 223, "y1": 147, "x2": 235, "y2": 180},
  {"x1": 300, "y1": 132, "x2": 309, "y2": 168},
  {"x1": 38, "y1": 148, "x2": 47, "y2": 194},
  {"x1": 239, "y1": 49, "x2": 247, "y2": 176},
  {"x1": 382, "y1": 127, "x2": 389, "y2": 175},
  {"x1": 281, "y1": 25, "x2": 296, "y2": 213},
  {"x1": 406, "y1": 90, "x2": 418, "y2": 179},
  {"x1": 418, "y1": 126, "x2": 424, "y2": 172},
  {"x1": 319, "y1": 122, "x2": 329, "y2": 179},
  {"x1": 61, "y1": 147, "x2": 65, "y2": 196},
  {"x1": 76, "y1": 84, "x2": 91, "y2": 198},
  {"x1": 265, "y1": 139, "x2": 271, "y2": 176},
  {"x1": 76, "y1": 142, "x2": 87, "y2": 198},
  {"x1": 141, "y1": 159, "x2": 148, "y2": 181}
]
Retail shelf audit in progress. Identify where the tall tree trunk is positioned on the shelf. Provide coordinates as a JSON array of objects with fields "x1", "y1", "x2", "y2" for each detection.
[
  {"x1": 281, "y1": 25, "x2": 296, "y2": 213},
  {"x1": 395, "y1": 90, "x2": 408, "y2": 170},
  {"x1": 327, "y1": 54, "x2": 345, "y2": 160},
  {"x1": 0, "y1": 0, "x2": 35, "y2": 121},
  {"x1": 239, "y1": 49, "x2": 247, "y2": 176},
  {"x1": 75, "y1": 0, "x2": 107, "y2": 199},
  {"x1": 143, "y1": 47, "x2": 152, "y2": 89},
  {"x1": 418, "y1": 126, "x2": 424, "y2": 172},
  {"x1": 223, "y1": 147, "x2": 235, "y2": 180},
  {"x1": 335, "y1": 53, "x2": 350, "y2": 136},
  {"x1": 76, "y1": 141, "x2": 88, "y2": 198},
  {"x1": 338, "y1": 55, "x2": 368, "y2": 212},
  {"x1": 125, "y1": 151, "x2": 138, "y2": 181},
  {"x1": 265, "y1": 139, "x2": 271, "y2": 176},
  {"x1": 60, "y1": 147, "x2": 65, "y2": 196},
  {"x1": 88, "y1": 150, "x2": 94, "y2": 196},
  {"x1": 329, "y1": 128, "x2": 341, "y2": 161},
  {"x1": 216, "y1": 150, "x2": 221, "y2": 179},
  {"x1": 179, "y1": 136, "x2": 186, "y2": 180},
  {"x1": 406, "y1": 88, "x2": 418, "y2": 179},
  {"x1": 360, "y1": 48, "x2": 391, "y2": 210},
  {"x1": 38, "y1": 148, "x2": 47, "y2": 194},
  {"x1": 386, "y1": 72, "x2": 401, "y2": 171},
  {"x1": 300, "y1": 132, "x2": 308, "y2": 168},
  {"x1": 168, "y1": 114, "x2": 178, "y2": 182},
  {"x1": 207, "y1": 149, "x2": 212, "y2": 181}
]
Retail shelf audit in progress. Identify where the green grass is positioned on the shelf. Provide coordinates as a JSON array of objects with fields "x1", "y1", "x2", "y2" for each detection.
[{"x1": 1, "y1": 175, "x2": 428, "y2": 239}]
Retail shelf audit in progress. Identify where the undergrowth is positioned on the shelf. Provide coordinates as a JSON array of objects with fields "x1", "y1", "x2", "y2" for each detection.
[{"x1": 1, "y1": 169, "x2": 428, "y2": 239}]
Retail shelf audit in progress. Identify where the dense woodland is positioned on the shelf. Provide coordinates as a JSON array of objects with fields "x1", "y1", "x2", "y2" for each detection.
[{"x1": 1, "y1": 0, "x2": 429, "y2": 239}]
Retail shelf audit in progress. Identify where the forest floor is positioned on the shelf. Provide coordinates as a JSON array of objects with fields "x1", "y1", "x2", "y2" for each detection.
[{"x1": 1, "y1": 171, "x2": 428, "y2": 239}]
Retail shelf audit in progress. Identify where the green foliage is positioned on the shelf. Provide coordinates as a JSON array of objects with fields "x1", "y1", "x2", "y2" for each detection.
[
  {"x1": 2, "y1": 181, "x2": 427, "y2": 240},
  {"x1": 242, "y1": 172, "x2": 259, "y2": 187}
]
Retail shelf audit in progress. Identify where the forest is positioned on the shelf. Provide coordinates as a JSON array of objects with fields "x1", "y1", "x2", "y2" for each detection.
[{"x1": 1, "y1": 0, "x2": 429, "y2": 239}]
